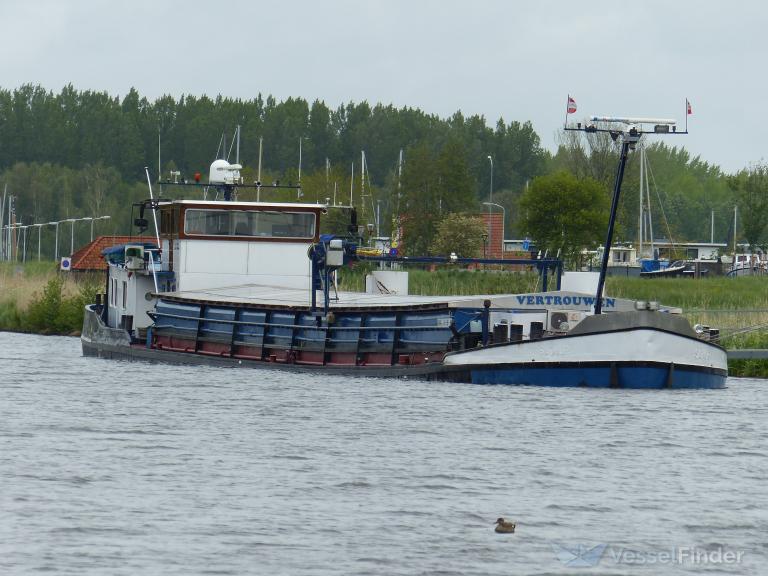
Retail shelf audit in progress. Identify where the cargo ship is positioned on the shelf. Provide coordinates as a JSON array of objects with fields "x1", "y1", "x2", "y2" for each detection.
[{"x1": 81, "y1": 118, "x2": 728, "y2": 388}]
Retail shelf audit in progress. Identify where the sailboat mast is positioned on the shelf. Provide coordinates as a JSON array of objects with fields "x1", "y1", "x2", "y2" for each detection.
[
  {"x1": 256, "y1": 136, "x2": 263, "y2": 202},
  {"x1": 638, "y1": 144, "x2": 644, "y2": 256},
  {"x1": 0, "y1": 185, "x2": 6, "y2": 261},
  {"x1": 298, "y1": 137, "x2": 302, "y2": 199},
  {"x1": 360, "y1": 151, "x2": 366, "y2": 221},
  {"x1": 350, "y1": 161, "x2": 354, "y2": 206},
  {"x1": 646, "y1": 147, "x2": 654, "y2": 257}
]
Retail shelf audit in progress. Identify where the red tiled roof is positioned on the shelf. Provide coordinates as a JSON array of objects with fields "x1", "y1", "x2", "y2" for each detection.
[{"x1": 70, "y1": 236, "x2": 136, "y2": 271}]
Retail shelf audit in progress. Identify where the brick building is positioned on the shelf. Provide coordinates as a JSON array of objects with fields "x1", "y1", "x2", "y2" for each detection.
[{"x1": 480, "y1": 212, "x2": 504, "y2": 259}]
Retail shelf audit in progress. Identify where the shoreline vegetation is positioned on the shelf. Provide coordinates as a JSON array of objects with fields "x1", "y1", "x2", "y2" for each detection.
[
  {"x1": 0, "y1": 262, "x2": 99, "y2": 336},
  {"x1": 2, "y1": 262, "x2": 766, "y2": 377}
]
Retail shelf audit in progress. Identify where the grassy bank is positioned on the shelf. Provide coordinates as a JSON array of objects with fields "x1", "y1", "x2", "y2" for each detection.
[
  {"x1": 338, "y1": 265, "x2": 548, "y2": 295},
  {"x1": 0, "y1": 262, "x2": 99, "y2": 335},
  {"x1": 606, "y1": 276, "x2": 768, "y2": 310}
]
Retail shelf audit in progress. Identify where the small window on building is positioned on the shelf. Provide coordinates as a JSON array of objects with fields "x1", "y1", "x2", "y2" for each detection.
[{"x1": 686, "y1": 248, "x2": 698, "y2": 260}]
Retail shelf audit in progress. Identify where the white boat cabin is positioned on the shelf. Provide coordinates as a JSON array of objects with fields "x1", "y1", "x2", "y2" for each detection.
[
  {"x1": 105, "y1": 200, "x2": 324, "y2": 336},
  {"x1": 158, "y1": 200, "x2": 322, "y2": 291}
]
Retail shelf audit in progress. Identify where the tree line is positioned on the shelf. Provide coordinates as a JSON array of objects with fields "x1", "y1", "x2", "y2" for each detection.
[{"x1": 0, "y1": 84, "x2": 763, "y2": 263}]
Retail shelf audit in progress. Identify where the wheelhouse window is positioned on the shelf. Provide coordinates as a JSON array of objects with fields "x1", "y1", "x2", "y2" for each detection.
[
  {"x1": 184, "y1": 209, "x2": 316, "y2": 239},
  {"x1": 160, "y1": 206, "x2": 179, "y2": 235}
]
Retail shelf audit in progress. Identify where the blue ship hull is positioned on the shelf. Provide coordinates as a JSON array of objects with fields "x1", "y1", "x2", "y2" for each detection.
[
  {"x1": 82, "y1": 306, "x2": 728, "y2": 389},
  {"x1": 460, "y1": 362, "x2": 726, "y2": 389}
]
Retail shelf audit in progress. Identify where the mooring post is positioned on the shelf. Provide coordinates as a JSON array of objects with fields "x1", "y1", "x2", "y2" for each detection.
[{"x1": 481, "y1": 299, "x2": 491, "y2": 346}]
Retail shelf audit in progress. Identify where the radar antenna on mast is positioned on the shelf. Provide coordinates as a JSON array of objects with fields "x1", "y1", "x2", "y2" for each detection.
[{"x1": 562, "y1": 97, "x2": 691, "y2": 314}]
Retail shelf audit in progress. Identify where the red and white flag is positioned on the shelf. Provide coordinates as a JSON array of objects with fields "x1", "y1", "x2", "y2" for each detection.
[
  {"x1": 686, "y1": 99, "x2": 692, "y2": 115},
  {"x1": 567, "y1": 96, "x2": 577, "y2": 114}
]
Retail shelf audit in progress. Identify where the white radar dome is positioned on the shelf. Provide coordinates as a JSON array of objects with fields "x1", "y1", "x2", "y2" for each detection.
[{"x1": 209, "y1": 159, "x2": 242, "y2": 185}]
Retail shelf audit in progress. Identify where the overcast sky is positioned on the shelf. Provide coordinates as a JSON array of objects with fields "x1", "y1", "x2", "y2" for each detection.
[{"x1": 1, "y1": 0, "x2": 764, "y2": 173}]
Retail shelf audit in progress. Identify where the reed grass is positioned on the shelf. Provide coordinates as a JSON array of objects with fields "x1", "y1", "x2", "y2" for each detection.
[
  {"x1": 0, "y1": 262, "x2": 100, "y2": 334},
  {"x1": 720, "y1": 331, "x2": 768, "y2": 378},
  {"x1": 606, "y1": 276, "x2": 768, "y2": 310},
  {"x1": 338, "y1": 265, "x2": 548, "y2": 295}
]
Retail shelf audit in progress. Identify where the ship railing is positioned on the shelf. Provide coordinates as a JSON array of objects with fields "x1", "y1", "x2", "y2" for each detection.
[
  {"x1": 149, "y1": 311, "x2": 451, "y2": 332},
  {"x1": 148, "y1": 306, "x2": 455, "y2": 359}
]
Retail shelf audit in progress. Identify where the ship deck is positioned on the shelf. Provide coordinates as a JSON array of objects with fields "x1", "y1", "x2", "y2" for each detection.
[{"x1": 155, "y1": 283, "x2": 508, "y2": 311}]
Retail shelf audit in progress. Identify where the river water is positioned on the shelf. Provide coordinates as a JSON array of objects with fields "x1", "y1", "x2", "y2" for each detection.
[{"x1": 1, "y1": 331, "x2": 766, "y2": 575}]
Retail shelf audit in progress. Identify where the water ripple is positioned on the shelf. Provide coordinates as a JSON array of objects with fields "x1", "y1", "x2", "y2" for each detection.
[{"x1": 0, "y1": 331, "x2": 766, "y2": 575}]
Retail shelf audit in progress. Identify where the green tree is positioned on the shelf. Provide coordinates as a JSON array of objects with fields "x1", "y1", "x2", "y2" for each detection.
[
  {"x1": 430, "y1": 213, "x2": 486, "y2": 257},
  {"x1": 729, "y1": 164, "x2": 768, "y2": 250},
  {"x1": 519, "y1": 171, "x2": 609, "y2": 266},
  {"x1": 400, "y1": 142, "x2": 438, "y2": 256},
  {"x1": 436, "y1": 137, "x2": 476, "y2": 212},
  {"x1": 400, "y1": 139, "x2": 477, "y2": 255}
]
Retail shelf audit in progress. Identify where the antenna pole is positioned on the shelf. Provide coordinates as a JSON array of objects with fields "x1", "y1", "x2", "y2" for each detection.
[
  {"x1": 594, "y1": 140, "x2": 631, "y2": 315},
  {"x1": 236, "y1": 125, "x2": 240, "y2": 165},
  {"x1": 144, "y1": 167, "x2": 161, "y2": 249}
]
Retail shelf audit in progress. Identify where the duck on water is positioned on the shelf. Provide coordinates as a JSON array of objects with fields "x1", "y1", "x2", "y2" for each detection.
[{"x1": 495, "y1": 518, "x2": 516, "y2": 534}]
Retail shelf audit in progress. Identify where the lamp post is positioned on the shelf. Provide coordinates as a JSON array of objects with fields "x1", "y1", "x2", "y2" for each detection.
[
  {"x1": 487, "y1": 155, "x2": 494, "y2": 205},
  {"x1": 32, "y1": 223, "x2": 44, "y2": 261},
  {"x1": 4, "y1": 223, "x2": 24, "y2": 261},
  {"x1": 81, "y1": 216, "x2": 93, "y2": 241},
  {"x1": 483, "y1": 202, "x2": 506, "y2": 256},
  {"x1": 21, "y1": 226, "x2": 28, "y2": 262},
  {"x1": 67, "y1": 218, "x2": 76, "y2": 256},
  {"x1": 91, "y1": 215, "x2": 111, "y2": 240},
  {"x1": 65, "y1": 216, "x2": 94, "y2": 255},
  {"x1": 49, "y1": 221, "x2": 60, "y2": 261},
  {"x1": 486, "y1": 155, "x2": 493, "y2": 252}
]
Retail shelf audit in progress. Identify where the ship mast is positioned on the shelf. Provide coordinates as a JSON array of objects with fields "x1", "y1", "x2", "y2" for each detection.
[{"x1": 565, "y1": 111, "x2": 687, "y2": 314}]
